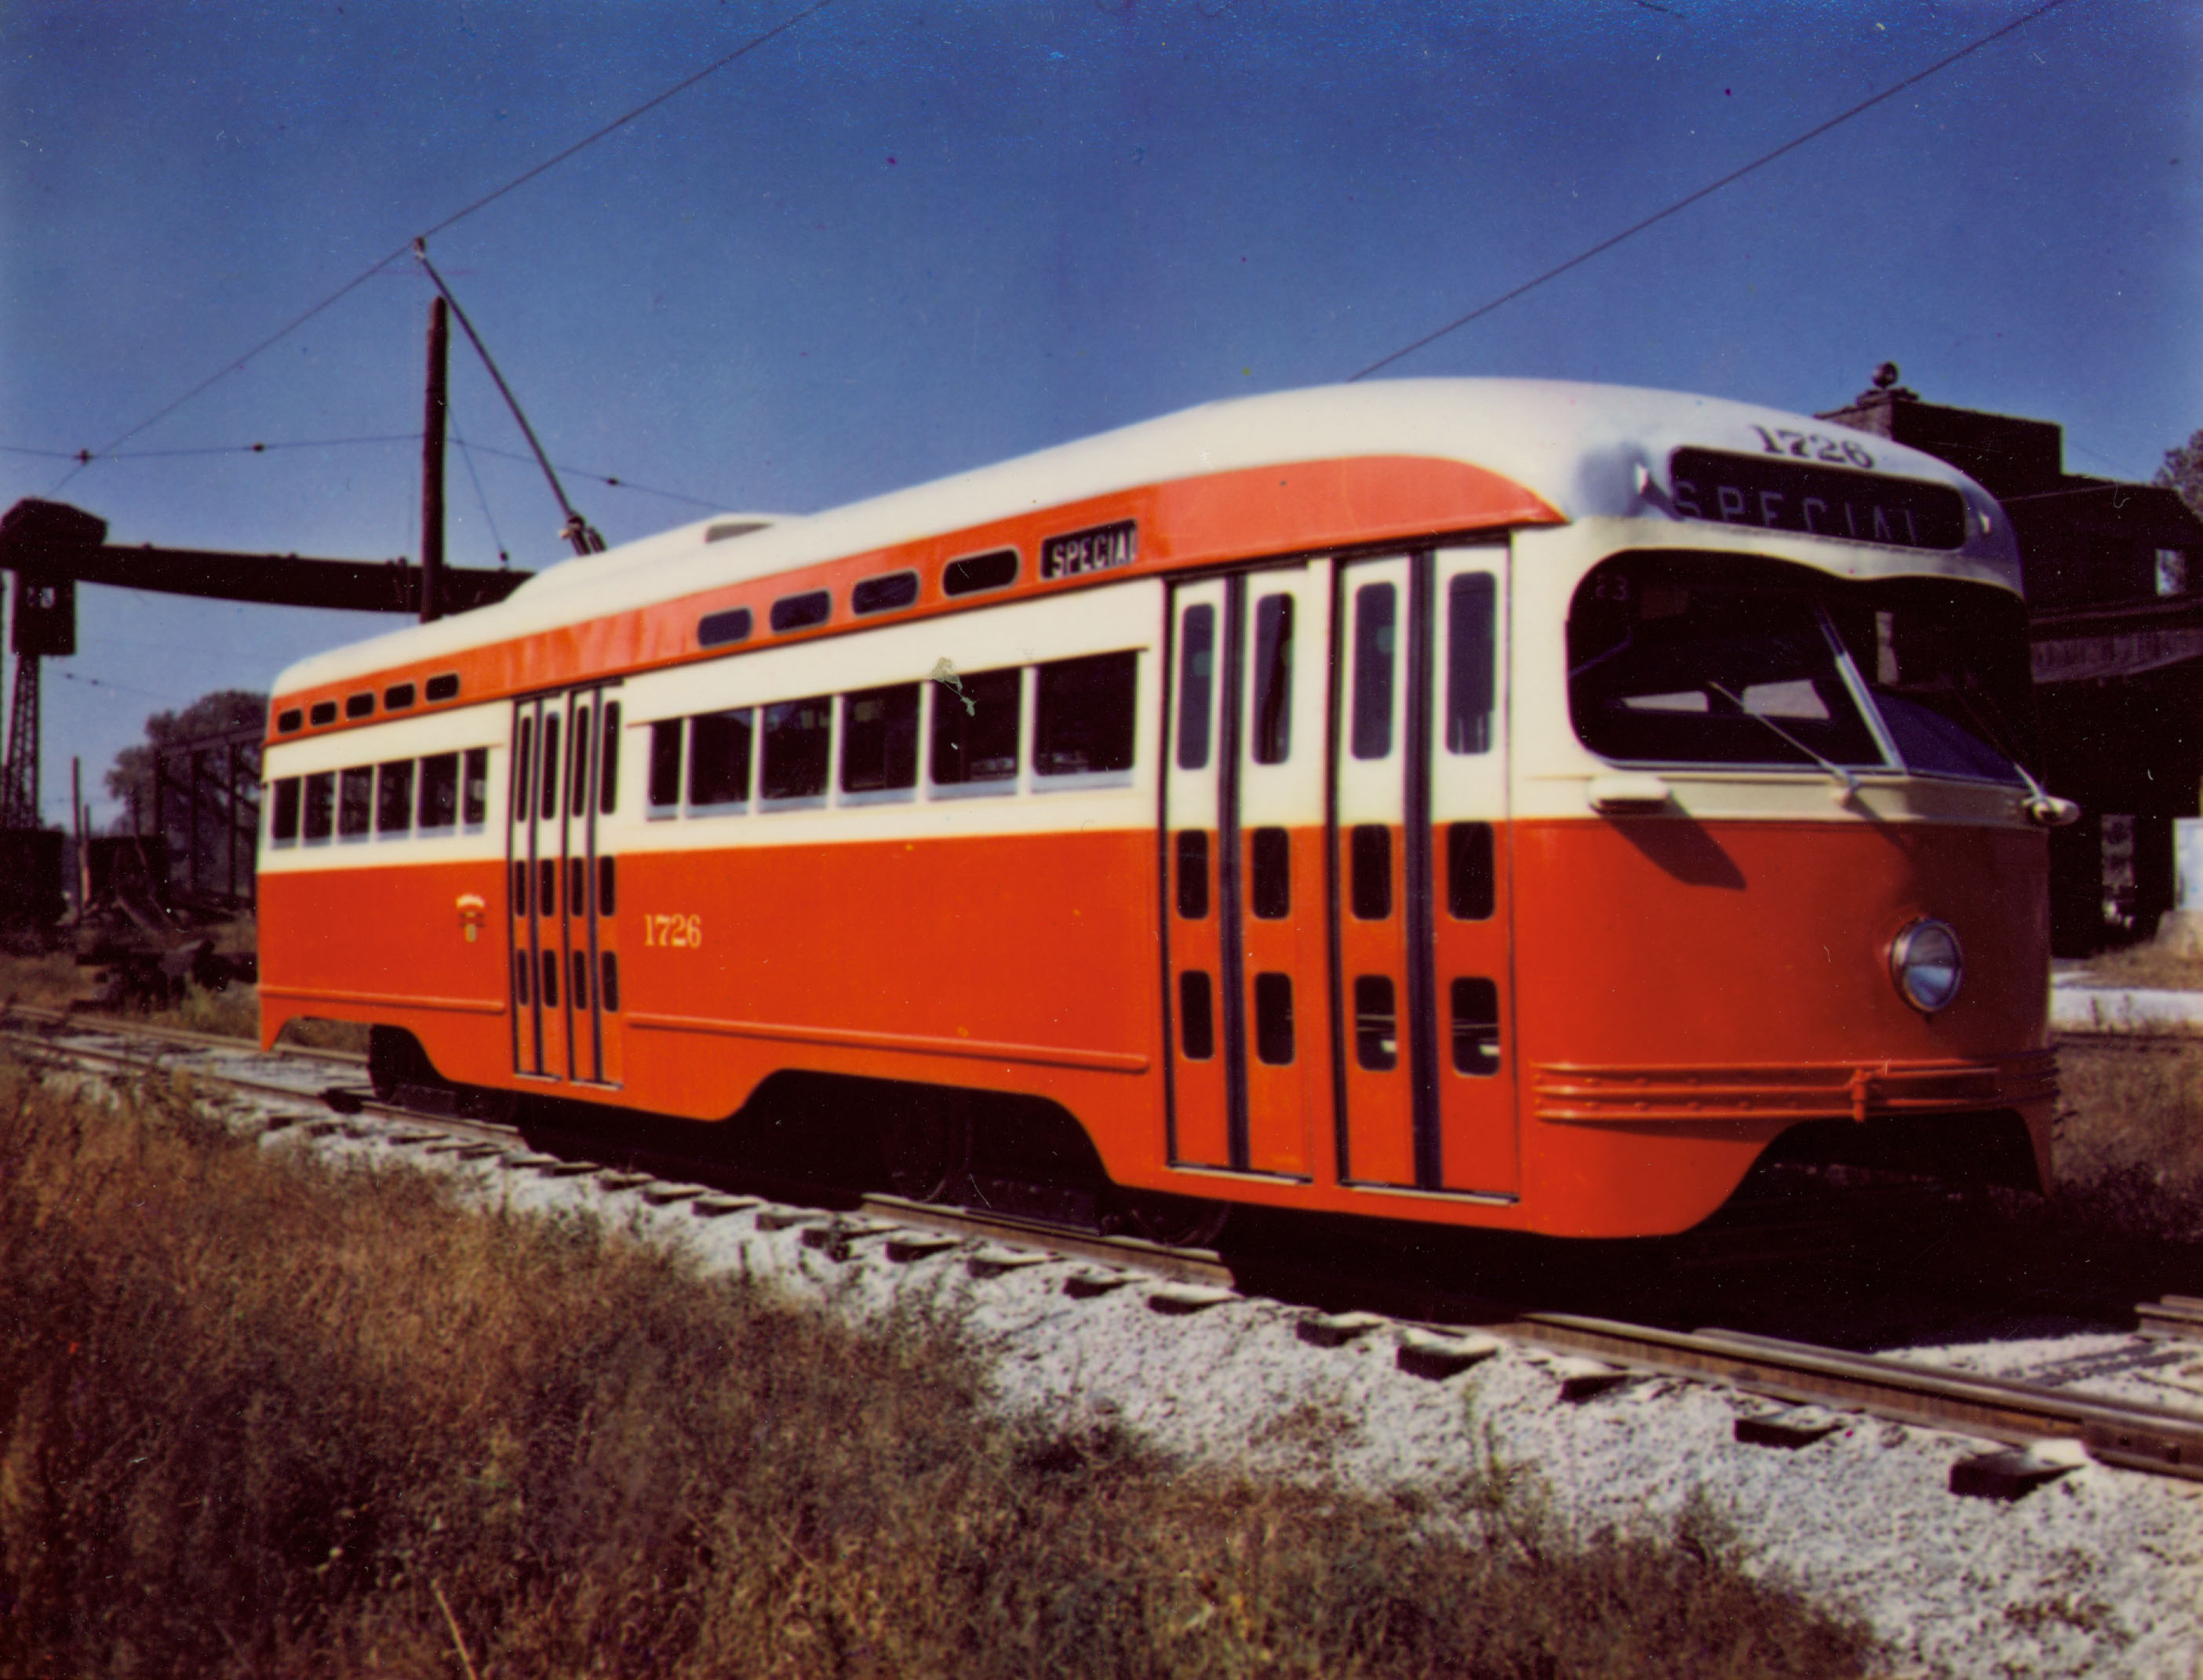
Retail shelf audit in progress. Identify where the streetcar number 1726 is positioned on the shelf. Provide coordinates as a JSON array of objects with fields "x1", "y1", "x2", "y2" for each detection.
[{"x1": 644, "y1": 914, "x2": 703, "y2": 948}]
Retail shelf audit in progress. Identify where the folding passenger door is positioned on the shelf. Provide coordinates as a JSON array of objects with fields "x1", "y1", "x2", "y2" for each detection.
[
  {"x1": 508, "y1": 685, "x2": 624, "y2": 1087},
  {"x1": 1333, "y1": 547, "x2": 1518, "y2": 1195},
  {"x1": 1162, "y1": 565, "x2": 1329, "y2": 1177}
]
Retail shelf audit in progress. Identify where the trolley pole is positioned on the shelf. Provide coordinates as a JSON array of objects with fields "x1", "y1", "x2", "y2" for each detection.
[{"x1": 420, "y1": 295, "x2": 449, "y2": 624}]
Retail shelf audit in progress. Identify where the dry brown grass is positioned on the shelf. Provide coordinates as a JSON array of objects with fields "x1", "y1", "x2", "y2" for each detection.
[
  {"x1": 2065, "y1": 945, "x2": 2203, "y2": 993},
  {"x1": 0, "y1": 1052, "x2": 1879, "y2": 1679},
  {"x1": 2053, "y1": 1038, "x2": 2203, "y2": 1243}
]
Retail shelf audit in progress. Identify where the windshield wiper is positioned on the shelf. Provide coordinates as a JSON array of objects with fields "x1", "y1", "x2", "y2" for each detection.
[{"x1": 1707, "y1": 683, "x2": 1862, "y2": 798}]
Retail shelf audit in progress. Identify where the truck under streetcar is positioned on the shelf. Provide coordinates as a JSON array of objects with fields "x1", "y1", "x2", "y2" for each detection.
[{"x1": 257, "y1": 378, "x2": 2059, "y2": 1241}]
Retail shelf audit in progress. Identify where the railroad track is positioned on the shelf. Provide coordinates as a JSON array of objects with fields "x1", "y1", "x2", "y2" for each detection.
[{"x1": 7, "y1": 1002, "x2": 2201, "y2": 1496}]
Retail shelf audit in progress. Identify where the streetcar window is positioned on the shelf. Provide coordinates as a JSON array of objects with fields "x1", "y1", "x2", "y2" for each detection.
[
  {"x1": 1350, "y1": 583, "x2": 1396, "y2": 760},
  {"x1": 572, "y1": 951, "x2": 588, "y2": 1011},
  {"x1": 276, "y1": 708, "x2": 303, "y2": 734},
  {"x1": 514, "y1": 860, "x2": 529, "y2": 915},
  {"x1": 463, "y1": 748, "x2": 489, "y2": 827},
  {"x1": 1445, "y1": 573, "x2": 1496, "y2": 755},
  {"x1": 384, "y1": 682, "x2": 417, "y2": 711},
  {"x1": 309, "y1": 701, "x2": 337, "y2": 728},
  {"x1": 569, "y1": 858, "x2": 586, "y2": 918},
  {"x1": 1825, "y1": 581, "x2": 2034, "y2": 784},
  {"x1": 569, "y1": 707, "x2": 592, "y2": 818},
  {"x1": 1250, "y1": 825, "x2": 1290, "y2": 918},
  {"x1": 599, "y1": 952, "x2": 620, "y2": 1013},
  {"x1": 1447, "y1": 822, "x2": 1494, "y2": 921},
  {"x1": 699, "y1": 606, "x2": 752, "y2": 648},
  {"x1": 541, "y1": 950, "x2": 558, "y2": 1009},
  {"x1": 929, "y1": 666, "x2": 1021, "y2": 787},
  {"x1": 539, "y1": 860, "x2": 556, "y2": 918},
  {"x1": 1353, "y1": 976, "x2": 1398, "y2": 1071},
  {"x1": 514, "y1": 951, "x2": 530, "y2": 1005},
  {"x1": 345, "y1": 692, "x2": 375, "y2": 719},
  {"x1": 303, "y1": 772, "x2": 335, "y2": 842},
  {"x1": 598, "y1": 856, "x2": 617, "y2": 917},
  {"x1": 1253, "y1": 973, "x2": 1294, "y2": 1065},
  {"x1": 376, "y1": 760, "x2": 415, "y2": 835},
  {"x1": 1178, "y1": 972, "x2": 1215, "y2": 1060},
  {"x1": 760, "y1": 696, "x2": 832, "y2": 802},
  {"x1": 841, "y1": 683, "x2": 919, "y2": 795},
  {"x1": 943, "y1": 549, "x2": 1018, "y2": 596},
  {"x1": 538, "y1": 715, "x2": 562, "y2": 819},
  {"x1": 770, "y1": 591, "x2": 831, "y2": 634},
  {"x1": 599, "y1": 703, "x2": 621, "y2": 813},
  {"x1": 1349, "y1": 825, "x2": 1391, "y2": 920},
  {"x1": 425, "y1": 674, "x2": 461, "y2": 703},
  {"x1": 270, "y1": 777, "x2": 301, "y2": 845},
  {"x1": 1451, "y1": 978, "x2": 1501, "y2": 1076},
  {"x1": 689, "y1": 708, "x2": 755, "y2": 809},
  {"x1": 852, "y1": 571, "x2": 919, "y2": 616},
  {"x1": 1176, "y1": 603, "x2": 1215, "y2": 770},
  {"x1": 1250, "y1": 593, "x2": 1293, "y2": 765},
  {"x1": 1034, "y1": 651, "x2": 1136, "y2": 778},
  {"x1": 514, "y1": 718, "x2": 533, "y2": 817},
  {"x1": 338, "y1": 767, "x2": 373, "y2": 838},
  {"x1": 648, "y1": 720, "x2": 683, "y2": 812},
  {"x1": 419, "y1": 754, "x2": 459, "y2": 832},
  {"x1": 1174, "y1": 830, "x2": 1209, "y2": 920},
  {"x1": 1567, "y1": 554, "x2": 1884, "y2": 771}
]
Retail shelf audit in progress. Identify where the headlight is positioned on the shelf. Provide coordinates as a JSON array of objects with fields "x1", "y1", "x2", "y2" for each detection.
[{"x1": 1891, "y1": 919, "x2": 1964, "y2": 1014}]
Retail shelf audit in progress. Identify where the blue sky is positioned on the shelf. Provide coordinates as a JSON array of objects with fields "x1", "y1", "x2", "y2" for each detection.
[{"x1": 2, "y1": 0, "x2": 2198, "y2": 826}]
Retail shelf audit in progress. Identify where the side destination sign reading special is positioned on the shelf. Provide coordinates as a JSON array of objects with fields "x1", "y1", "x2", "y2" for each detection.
[{"x1": 1040, "y1": 519, "x2": 1138, "y2": 580}]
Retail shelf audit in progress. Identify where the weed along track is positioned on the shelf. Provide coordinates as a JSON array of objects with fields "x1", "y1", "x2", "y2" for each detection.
[{"x1": 8, "y1": 1005, "x2": 2203, "y2": 1675}]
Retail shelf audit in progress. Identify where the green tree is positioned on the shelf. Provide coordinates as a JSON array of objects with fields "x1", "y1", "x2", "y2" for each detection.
[
  {"x1": 104, "y1": 691, "x2": 268, "y2": 896},
  {"x1": 2157, "y1": 427, "x2": 2203, "y2": 521}
]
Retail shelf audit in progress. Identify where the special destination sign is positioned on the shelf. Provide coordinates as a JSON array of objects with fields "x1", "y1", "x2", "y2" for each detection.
[
  {"x1": 1668, "y1": 447, "x2": 1968, "y2": 552},
  {"x1": 1040, "y1": 518, "x2": 1139, "y2": 580}
]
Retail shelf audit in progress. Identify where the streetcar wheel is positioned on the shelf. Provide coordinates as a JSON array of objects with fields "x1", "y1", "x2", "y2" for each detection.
[
  {"x1": 1117, "y1": 1191, "x2": 1229, "y2": 1249},
  {"x1": 883, "y1": 1095, "x2": 969, "y2": 1203}
]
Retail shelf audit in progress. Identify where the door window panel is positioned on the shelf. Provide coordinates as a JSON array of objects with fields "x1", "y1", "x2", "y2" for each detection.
[
  {"x1": 1249, "y1": 593, "x2": 1293, "y2": 764},
  {"x1": 1445, "y1": 573, "x2": 1496, "y2": 755},
  {"x1": 1176, "y1": 604, "x2": 1216, "y2": 769},
  {"x1": 1350, "y1": 584, "x2": 1397, "y2": 759}
]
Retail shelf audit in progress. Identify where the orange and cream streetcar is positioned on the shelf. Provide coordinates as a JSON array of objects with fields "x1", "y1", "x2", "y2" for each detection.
[{"x1": 258, "y1": 378, "x2": 2062, "y2": 1242}]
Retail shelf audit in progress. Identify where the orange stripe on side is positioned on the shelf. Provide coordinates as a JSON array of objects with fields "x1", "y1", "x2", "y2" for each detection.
[{"x1": 628, "y1": 1011, "x2": 1149, "y2": 1074}]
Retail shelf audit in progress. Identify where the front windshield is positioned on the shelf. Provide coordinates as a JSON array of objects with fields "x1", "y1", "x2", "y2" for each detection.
[{"x1": 1567, "y1": 553, "x2": 2031, "y2": 784}]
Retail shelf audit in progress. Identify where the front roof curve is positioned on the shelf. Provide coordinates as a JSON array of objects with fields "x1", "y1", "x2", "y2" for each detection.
[{"x1": 270, "y1": 377, "x2": 2017, "y2": 704}]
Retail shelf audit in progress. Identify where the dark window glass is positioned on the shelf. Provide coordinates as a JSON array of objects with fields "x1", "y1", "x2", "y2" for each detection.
[
  {"x1": 761, "y1": 696, "x2": 832, "y2": 799},
  {"x1": 539, "y1": 860, "x2": 555, "y2": 918},
  {"x1": 1175, "y1": 830, "x2": 1209, "y2": 920},
  {"x1": 1351, "y1": 583, "x2": 1396, "y2": 760},
  {"x1": 425, "y1": 673, "x2": 461, "y2": 702},
  {"x1": 1253, "y1": 973, "x2": 1294, "y2": 1065},
  {"x1": 944, "y1": 549, "x2": 1018, "y2": 595},
  {"x1": 930, "y1": 667, "x2": 1021, "y2": 784},
  {"x1": 1176, "y1": 604, "x2": 1215, "y2": 770},
  {"x1": 1353, "y1": 976, "x2": 1398, "y2": 1071},
  {"x1": 513, "y1": 860, "x2": 529, "y2": 915},
  {"x1": 309, "y1": 701, "x2": 337, "y2": 727},
  {"x1": 419, "y1": 753, "x2": 459, "y2": 829},
  {"x1": 538, "y1": 715, "x2": 561, "y2": 820},
  {"x1": 376, "y1": 761, "x2": 414, "y2": 835},
  {"x1": 600, "y1": 951, "x2": 620, "y2": 1013},
  {"x1": 1447, "y1": 822, "x2": 1495, "y2": 921},
  {"x1": 1250, "y1": 593, "x2": 1293, "y2": 764},
  {"x1": 571, "y1": 950, "x2": 588, "y2": 1011},
  {"x1": 569, "y1": 858, "x2": 586, "y2": 918},
  {"x1": 339, "y1": 767, "x2": 373, "y2": 837},
  {"x1": 541, "y1": 950, "x2": 559, "y2": 1009},
  {"x1": 1178, "y1": 972, "x2": 1215, "y2": 1060},
  {"x1": 304, "y1": 772, "x2": 335, "y2": 840},
  {"x1": 853, "y1": 571, "x2": 919, "y2": 615},
  {"x1": 276, "y1": 708, "x2": 303, "y2": 734},
  {"x1": 599, "y1": 703, "x2": 621, "y2": 813},
  {"x1": 1035, "y1": 651, "x2": 1136, "y2": 776},
  {"x1": 1350, "y1": 825, "x2": 1392, "y2": 920},
  {"x1": 514, "y1": 951, "x2": 530, "y2": 1005},
  {"x1": 841, "y1": 683, "x2": 919, "y2": 793},
  {"x1": 690, "y1": 709, "x2": 755, "y2": 806},
  {"x1": 271, "y1": 777, "x2": 301, "y2": 842},
  {"x1": 384, "y1": 682, "x2": 417, "y2": 711},
  {"x1": 649, "y1": 720, "x2": 683, "y2": 809},
  {"x1": 770, "y1": 590, "x2": 830, "y2": 633},
  {"x1": 699, "y1": 606, "x2": 752, "y2": 648},
  {"x1": 1451, "y1": 978, "x2": 1501, "y2": 1076},
  {"x1": 464, "y1": 748, "x2": 488, "y2": 826},
  {"x1": 1446, "y1": 573, "x2": 1496, "y2": 755},
  {"x1": 569, "y1": 708, "x2": 592, "y2": 818},
  {"x1": 1827, "y1": 584, "x2": 2033, "y2": 784},
  {"x1": 345, "y1": 692, "x2": 375, "y2": 719},
  {"x1": 598, "y1": 856, "x2": 617, "y2": 917},
  {"x1": 514, "y1": 718, "x2": 533, "y2": 817},
  {"x1": 1250, "y1": 826, "x2": 1290, "y2": 918}
]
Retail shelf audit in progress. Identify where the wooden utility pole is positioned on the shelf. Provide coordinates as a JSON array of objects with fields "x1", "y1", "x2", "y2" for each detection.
[{"x1": 421, "y1": 295, "x2": 449, "y2": 624}]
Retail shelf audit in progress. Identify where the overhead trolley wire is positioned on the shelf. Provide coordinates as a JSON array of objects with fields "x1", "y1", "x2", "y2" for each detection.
[
  {"x1": 1347, "y1": 0, "x2": 2078, "y2": 382},
  {"x1": 45, "y1": 0, "x2": 832, "y2": 496}
]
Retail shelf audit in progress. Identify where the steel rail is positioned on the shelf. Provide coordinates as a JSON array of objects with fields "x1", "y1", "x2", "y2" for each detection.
[{"x1": 7, "y1": 1009, "x2": 2201, "y2": 1484}]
